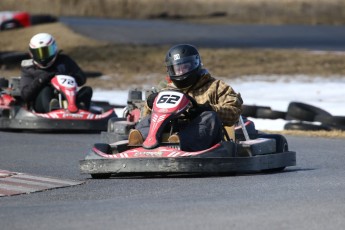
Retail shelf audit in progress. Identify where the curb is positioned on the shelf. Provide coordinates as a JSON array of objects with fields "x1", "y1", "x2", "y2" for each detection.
[{"x1": 0, "y1": 170, "x2": 17, "y2": 178}]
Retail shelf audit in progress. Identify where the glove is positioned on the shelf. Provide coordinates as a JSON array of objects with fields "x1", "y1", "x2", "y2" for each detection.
[
  {"x1": 146, "y1": 92, "x2": 159, "y2": 109},
  {"x1": 37, "y1": 71, "x2": 56, "y2": 84},
  {"x1": 188, "y1": 102, "x2": 213, "y2": 119}
]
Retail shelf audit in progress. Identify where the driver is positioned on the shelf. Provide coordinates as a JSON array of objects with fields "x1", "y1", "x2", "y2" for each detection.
[
  {"x1": 129, "y1": 44, "x2": 243, "y2": 151},
  {"x1": 20, "y1": 33, "x2": 92, "y2": 113}
]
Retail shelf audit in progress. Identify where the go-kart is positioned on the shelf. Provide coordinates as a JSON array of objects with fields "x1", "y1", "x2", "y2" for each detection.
[
  {"x1": 80, "y1": 89, "x2": 296, "y2": 178},
  {"x1": 0, "y1": 75, "x2": 121, "y2": 132}
]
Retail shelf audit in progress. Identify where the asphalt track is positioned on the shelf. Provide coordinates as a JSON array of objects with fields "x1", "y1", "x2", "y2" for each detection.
[
  {"x1": 60, "y1": 17, "x2": 345, "y2": 50},
  {"x1": 1, "y1": 18, "x2": 345, "y2": 229},
  {"x1": 0, "y1": 132, "x2": 345, "y2": 229}
]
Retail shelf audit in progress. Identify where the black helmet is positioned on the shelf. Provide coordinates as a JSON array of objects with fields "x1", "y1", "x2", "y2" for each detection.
[{"x1": 165, "y1": 44, "x2": 202, "y2": 89}]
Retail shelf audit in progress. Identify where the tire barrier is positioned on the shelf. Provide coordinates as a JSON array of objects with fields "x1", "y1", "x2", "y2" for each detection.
[
  {"x1": 30, "y1": 14, "x2": 58, "y2": 25},
  {"x1": 285, "y1": 102, "x2": 331, "y2": 122},
  {"x1": 256, "y1": 107, "x2": 286, "y2": 120},
  {"x1": 242, "y1": 102, "x2": 344, "y2": 131},
  {"x1": 0, "y1": 51, "x2": 30, "y2": 66},
  {"x1": 284, "y1": 122, "x2": 332, "y2": 131},
  {"x1": 242, "y1": 105, "x2": 270, "y2": 118},
  {"x1": 314, "y1": 114, "x2": 345, "y2": 130},
  {"x1": 84, "y1": 71, "x2": 103, "y2": 78}
]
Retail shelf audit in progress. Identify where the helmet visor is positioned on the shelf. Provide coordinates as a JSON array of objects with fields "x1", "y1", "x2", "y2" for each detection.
[
  {"x1": 166, "y1": 54, "x2": 200, "y2": 77},
  {"x1": 30, "y1": 43, "x2": 57, "y2": 62}
]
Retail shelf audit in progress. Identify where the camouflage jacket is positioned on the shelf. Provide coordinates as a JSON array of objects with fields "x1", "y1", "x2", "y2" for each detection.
[{"x1": 153, "y1": 69, "x2": 243, "y2": 126}]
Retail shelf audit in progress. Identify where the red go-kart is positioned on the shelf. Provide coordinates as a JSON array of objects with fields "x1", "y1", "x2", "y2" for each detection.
[
  {"x1": 0, "y1": 75, "x2": 121, "y2": 132},
  {"x1": 80, "y1": 89, "x2": 296, "y2": 178}
]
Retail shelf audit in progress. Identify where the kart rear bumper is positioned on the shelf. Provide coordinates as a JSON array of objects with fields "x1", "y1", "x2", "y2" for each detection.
[
  {"x1": 0, "y1": 115, "x2": 124, "y2": 132},
  {"x1": 80, "y1": 151, "x2": 296, "y2": 175}
]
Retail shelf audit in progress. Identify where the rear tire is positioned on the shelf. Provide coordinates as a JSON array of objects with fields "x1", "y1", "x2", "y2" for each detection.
[
  {"x1": 262, "y1": 167, "x2": 286, "y2": 173},
  {"x1": 91, "y1": 174, "x2": 111, "y2": 179},
  {"x1": 0, "y1": 78, "x2": 9, "y2": 88},
  {"x1": 257, "y1": 134, "x2": 288, "y2": 153}
]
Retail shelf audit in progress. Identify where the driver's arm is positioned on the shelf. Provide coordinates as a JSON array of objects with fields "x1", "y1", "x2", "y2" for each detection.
[
  {"x1": 62, "y1": 55, "x2": 86, "y2": 86},
  {"x1": 20, "y1": 64, "x2": 53, "y2": 102}
]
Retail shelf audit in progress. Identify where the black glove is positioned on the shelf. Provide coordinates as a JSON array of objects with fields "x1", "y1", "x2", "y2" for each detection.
[
  {"x1": 37, "y1": 71, "x2": 56, "y2": 85},
  {"x1": 188, "y1": 103, "x2": 213, "y2": 119},
  {"x1": 146, "y1": 92, "x2": 159, "y2": 109}
]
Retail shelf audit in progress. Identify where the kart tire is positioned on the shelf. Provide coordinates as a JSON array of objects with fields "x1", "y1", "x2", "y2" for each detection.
[
  {"x1": 91, "y1": 173, "x2": 111, "y2": 179},
  {"x1": 257, "y1": 134, "x2": 288, "y2": 153},
  {"x1": 0, "y1": 19, "x2": 22, "y2": 30},
  {"x1": 84, "y1": 71, "x2": 103, "y2": 78},
  {"x1": 314, "y1": 114, "x2": 345, "y2": 128},
  {"x1": 286, "y1": 102, "x2": 331, "y2": 122},
  {"x1": 261, "y1": 166, "x2": 286, "y2": 173},
  {"x1": 256, "y1": 107, "x2": 286, "y2": 120},
  {"x1": 0, "y1": 78, "x2": 9, "y2": 88},
  {"x1": 0, "y1": 52, "x2": 30, "y2": 65},
  {"x1": 94, "y1": 143, "x2": 112, "y2": 154},
  {"x1": 257, "y1": 134, "x2": 288, "y2": 173},
  {"x1": 30, "y1": 14, "x2": 58, "y2": 25},
  {"x1": 284, "y1": 122, "x2": 331, "y2": 131},
  {"x1": 242, "y1": 105, "x2": 270, "y2": 118}
]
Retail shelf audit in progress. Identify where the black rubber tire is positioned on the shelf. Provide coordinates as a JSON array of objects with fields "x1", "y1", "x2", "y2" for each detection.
[
  {"x1": 30, "y1": 14, "x2": 58, "y2": 25},
  {"x1": 94, "y1": 143, "x2": 112, "y2": 154},
  {"x1": 284, "y1": 122, "x2": 331, "y2": 131},
  {"x1": 257, "y1": 133, "x2": 288, "y2": 173},
  {"x1": 314, "y1": 114, "x2": 344, "y2": 130},
  {"x1": 286, "y1": 102, "x2": 331, "y2": 122},
  {"x1": 256, "y1": 107, "x2": 286, "y2": 120},
  {"x1": 314, "y1": 114, "x2": 345, "y2": 127},
  {"x1": 0, "y1": 78, "x2": 9, "y2": 88},
  {"x1": 91, "y1": 173, "x2": 111, "y2": 179},
  {"x1": 257, "y1": 133, "x2": 288, "y2": 152},
  {"x1": 84, "y1": 71, "x2": 103, "y2": 78},
  {"x1": 0, "y1": 19, "x2": 22, "y2": 31},
  {"x1": 242, "y1": 105, "x2": 271, "y2": 118},
  {"x1": 0, "y1": 52, "x2": 30, "y2": 65}
]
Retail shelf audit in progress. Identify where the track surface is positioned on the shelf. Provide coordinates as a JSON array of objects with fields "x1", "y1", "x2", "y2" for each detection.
[
  {"x1": 0, "y1": 132, "x2": 344, "y2": 229},
  {"x1": 61, "y1": 17, "x2": 345, "y2": 50}
]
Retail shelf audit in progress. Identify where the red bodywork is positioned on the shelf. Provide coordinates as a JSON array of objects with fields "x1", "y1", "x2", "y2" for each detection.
[
  {"x1": 0, "y1": 11, "x2": 31, "y2": 28},
  {"x1": 143, "y1": 91, "x2": 191, "y2": 149},
  {"x1": 91, "y1": 90, "x2": 225, "y2": 159},
  {"x1": 0, "y1": 75, "x2": 116, "y2": 121},
  {"x1": 51, "y1": 75, "x2": 79, "y2": 113}
]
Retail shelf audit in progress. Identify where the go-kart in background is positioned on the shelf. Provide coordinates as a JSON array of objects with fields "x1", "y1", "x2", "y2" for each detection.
[{"x1": 93, "y1": 75, "x2": 345, "y2": 131}]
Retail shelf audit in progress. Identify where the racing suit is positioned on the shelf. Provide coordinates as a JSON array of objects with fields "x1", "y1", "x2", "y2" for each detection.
[
  {"x1": 136, "y1": 69, "x2": 243, "y2": 151},
  {"x1": 20, "y1": 54, "x2": 92, "y2": 113}
]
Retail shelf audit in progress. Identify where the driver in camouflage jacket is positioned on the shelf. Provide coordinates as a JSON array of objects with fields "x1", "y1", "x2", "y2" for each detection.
[{"x1": 131, "y1": 44, "x2": 243, "y2": 151}]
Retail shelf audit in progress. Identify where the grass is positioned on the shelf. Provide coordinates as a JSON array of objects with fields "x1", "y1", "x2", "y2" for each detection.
[
  {"x1": 1, "y1": 22, "x2": 345, "y2": 137},
  {"x1": 1, "y1": 0, "x2": 345, "y2": 25},
  {"x1": 2, "y1": 23, "x2": 345, "y2": 89},
  {"x1": 265, "y1": 130, "x2": 345, "y2": 139}
]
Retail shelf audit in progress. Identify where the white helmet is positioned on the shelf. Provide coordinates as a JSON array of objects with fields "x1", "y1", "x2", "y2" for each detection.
[{"x1": 29, "y1": 33, "x2": 58, "y2": 68}]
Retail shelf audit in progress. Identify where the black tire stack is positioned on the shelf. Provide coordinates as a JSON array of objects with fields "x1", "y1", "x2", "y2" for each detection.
[{"x1": 242, "y1": 102, "x2": 345, "y2": 131}]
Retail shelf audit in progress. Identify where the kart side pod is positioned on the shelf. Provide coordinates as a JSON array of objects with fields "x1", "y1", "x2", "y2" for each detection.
[{"x1": 238, "y1": 138, "x2": 276, "y2": 157}]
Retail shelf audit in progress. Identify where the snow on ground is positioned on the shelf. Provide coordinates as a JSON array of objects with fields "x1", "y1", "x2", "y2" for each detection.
[{"x1": 93, "y1": 75, "x2": 345, "y2": 131}]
